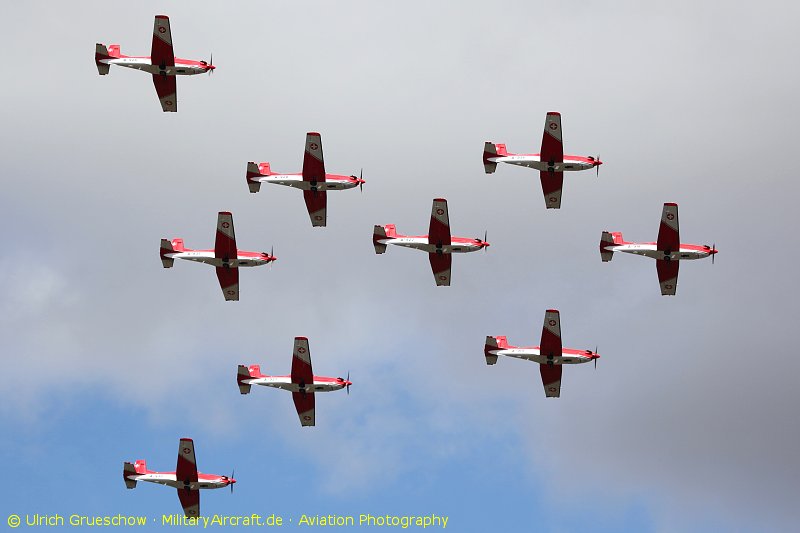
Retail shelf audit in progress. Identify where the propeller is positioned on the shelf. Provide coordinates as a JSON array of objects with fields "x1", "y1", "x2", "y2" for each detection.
[
  {"x1": 476, "y1": 230, "x2": 489, "y2": 251},
  {"x1": 711, "y1": 243, "x2": 716, "y2": 265},
  {"x1": 229, "y1": 469, "x2": 235, "y2": 493},
  {"x1": 595, "y1": 154, "x2": 601, "y2": 177},
  {"x1": 350, "y1": 169, "x2": 364, "y2": 193},
  {"x1": 346, "y1": 371, "x2": 350, "y2": 395},
  {"x1": 208, "y1": 53, "x2": 214, "y2": 75}
]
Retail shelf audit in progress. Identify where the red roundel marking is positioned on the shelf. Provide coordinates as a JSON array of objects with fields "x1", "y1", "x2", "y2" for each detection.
[
  {"x1": 226, "y1": 290, "x2": 235, "y2": 295},
  {"x1": 158, "y1": 26, "x2": 166, "y2": 34},
  {"x1": 436, "y1": 208, "x2": 444, "y2": 216},
  {"x1": 165, "y1": 100, "x2": 173, "y2": 106},
  {"x1": 303, "y1": 415, "x2": 311, "y2": 421},
  {"x1": 549, "y1": 197, "x2": 557, "y2": 202},
  {"x1": 314, "y1": 215, "x2": 322, "y2": 221},
  {"x1": 666, "y1": 213, "x2": 674, "y2": 220},
  {"x1": 298, "y1": 347, "x2": 306, "y2": 354},
  {"x1": 183, "y1": 447, "x2": 191, "y2": 455},
  {"x1": 547, "y1": 386, "x2": 557, "y2": 392},
  {"x1": 438, "y1": 275, "x2": 447, "y2": 280},
  {"x1": 221, "y1": 221, "x2": 230, "y2": 228},
  {"x1": 665, "y1": 284, "x2": 673, "y2": 290},
  {"x1": 548, "y1": 319, "x2": 556, "y2": 327},
  {"x1": 309, "y1": 143, "x2": 319, "y2": 150},
  {"x1": 549, "y1": 122, "x2": 558, "y2": 130}
]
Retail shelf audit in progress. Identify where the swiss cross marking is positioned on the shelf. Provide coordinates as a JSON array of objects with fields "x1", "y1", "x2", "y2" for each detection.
[
  {"x1": 549, "y1": 122, "x2": 558, "y2": 130},
  {"x1": 436, "y1": 208, "x2": 444, "y2": 216},
  {"x1": 548, "y1": 319, "x2": 557, "y2": 327},
  {"x1": 183, "y1": 447, "x2": 191, "y2": 455},
  {"x1": 666, "y1": 213, "x2": 675, "y2": 220},
  {"x1": 297, "y1": 346, "x2": 306, "y2": 354},
  {"x1": 309, "y1": 143, "x2": 319, "y2": 151},
  {"x1": 221, "y1": 221, "x2": 230, "y2": 228},
  {"x1": 158, "y1": 26, "x2": 166, "y2": 34}
]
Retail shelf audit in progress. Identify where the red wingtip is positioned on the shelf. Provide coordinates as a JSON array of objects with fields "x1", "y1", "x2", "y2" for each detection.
[
  {"x1": 155, "y1": 14, "x2": 169, "y2": 19},
  {"x1": 547, "y1": 111, "x2": 561, "y2": 116},
  {"x1": 180, "y1": 437, "x2": 193, "y2": 443},
  {"x1": 545, "y1": 308, "x2": 559, "y2": 314},
  {"x1": 307, "y1": 132, "x2": 321, "y2": 136},
  {"x1": 664, "y1": 202, "x2": 678, "y2": 207},
  {"x1": 218, "y1": 211, "x2": 233, "y2": 216},
  {"x1": 295, "y1": 336, "x2": 309, "y2": 341},
  {"x1": 433, "y1": 197, "x2": 447, "y2": 202}
]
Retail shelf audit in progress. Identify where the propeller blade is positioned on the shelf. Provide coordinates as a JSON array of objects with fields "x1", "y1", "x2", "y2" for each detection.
[
  {"x1": 712, "y1": 243, "x2": 716, "y2": 265},
  {"x1": 346, "y1": 371, "x2": 350, "y2": 395},
  {"x1": 230, "y1": 468, "x2": 234, "y2": 493},
  {"x1": 596, "y1": 155, "x2": 600, "y2": 177},
  {"x1": 359, "y1": 168, "x2": 363, "y2": 193}
]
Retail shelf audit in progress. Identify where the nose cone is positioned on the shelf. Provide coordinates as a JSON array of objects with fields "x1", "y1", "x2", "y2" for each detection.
[
  {"x1": 228, "y1": 477, "x2": 236, "y2": 485},
  {"x1": 594, "y1": 159, "x2": 603, "y2": 167},
  {"x1": 208, "y1": 64, "x2": 216, "y2": 71}
]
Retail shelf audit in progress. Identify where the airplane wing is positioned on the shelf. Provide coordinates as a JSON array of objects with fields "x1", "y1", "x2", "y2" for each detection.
[
  {"x1": 657, "y1": 202, "x2": 680, "y2": 253},
  {"x1": 303, "y1": 190, "x2": 327, "y2": 227},
  {"x1": 428, "y1": 198, "x2": 451, "y2": 247},
  {"x1": 151, "y1": 16, "x2": 175, "y2": 68},
  {"x1": 540, "y1": 112, "x2": 564, "y2": 165},
  {"x1": 176, "y1": 438, "x2": 199, "y2": 485},
  {"x1": 539, "y1": 112, "x2": 564, "y2": 209},
  {"x1": 152, "y1": 74, "x2": 177, "y2": 112},
  {"x1": 302, "y1": 132, "x2": 326, "y2": 183},
  {"x1": 292, "y1": 391, "x2": 315, "y2": 427},
  {"x1": 539, "y1": 309, "x2": 562, "y2": 358},
  {"x1": 151, "y1": 16, "x2": 176, "y2": 112},
  {"x1": 177, "y1": 488, "x2": 200, "y2": 518},
  {"x1": 539, "y1": 171, "x2": 563, "y2": 209},
  {"x1": 214, "y1": 212, "x2": 237, "y2": 261},
  {"x1": 215, "y1": 267, "x2": 239, "y2": 301},
  {"x1": 291, "y1": 337, "x2": 314, "y2": 386},
  {"x1": 428, "y1": 253, "x2": 452, "y2": 287},
  {"x1": 540, "y1": 364, "x2": 562, "y2": 398},
  {"x1": 291, "y1": 337, "x2": 315, "y2": 426},
  {"x1": 656, "y1": 259, "x2": 679, "y2": 296}
]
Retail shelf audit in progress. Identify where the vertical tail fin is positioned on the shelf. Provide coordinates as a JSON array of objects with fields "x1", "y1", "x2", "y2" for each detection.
[
  {"x1": 160, "y1": 239, "x2": 175, "y2": 268},
  {"x1": 484, "y1": 335, "x2": 509, "y2": 365},
  {"x1": 600, "y1": 231, "x2": 622, "y2": 262},
  {"x1": 246, "y1": 162, "x2": 271, "y2": 193},
  {"x1": 95, "y1": 43, "x2": 111, "y2": 75},
  {"x1": 123, "y1": 461, "x2": 143, "y2": 489},
  {"x1": 373, "y1": 224, "x2": 397, "y2": 254},
  {"x1": 237, "y1": 365, "x2": 253, "y2": 395},
  {"x1": 482, "y1": 142, "x2": 507, "y2": 174}
]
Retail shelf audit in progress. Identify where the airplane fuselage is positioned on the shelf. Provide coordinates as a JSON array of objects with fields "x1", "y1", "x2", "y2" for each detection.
[
  {"x1": 244, "y1": 375, "x2": 347, "y2": 393},
  {"x1": 378, "y1": 236, "x2": 487, "y2": 254},
  {"x1": 607, "y1": 242, "x2": 715, "y2": 261},
  {"x1": 253, "y1": 173, "x2": 361, "y2": 191},
  {"x1": 100, "y1": 55, "x2": 211, "y2": 76},
  {"x1": 164, "y1": 249, "x2": 274, "y2": 268},
  {"x1": 125, "y1": 471, "x2": 231, "y2": 491},
  {"x1": 488, "y1": 154, "x2": 597, "y2": 172},
  {"x1": 488, "y1": 346, "x2": 597, "y2": 366}
]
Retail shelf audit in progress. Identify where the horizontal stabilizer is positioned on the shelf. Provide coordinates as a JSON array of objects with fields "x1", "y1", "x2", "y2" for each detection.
[
  {"x1": 246, "y1": 162, "x2": 264, "y2": 193},
  {"x1": 123, "y1": 462, "x2": 138, "y2": 489},
  {"x1": 237, "y1": 365, "x2": 252, "y2": 394},
  {"x1": 160, "y1": 238, "x2": 175, "y2": 268},
  {"x1": 95, "y1": 43, "x2": 111, "y2": 75},
  {"x1": 484, "y1": 335, "x2": 509, "y2": 365}
]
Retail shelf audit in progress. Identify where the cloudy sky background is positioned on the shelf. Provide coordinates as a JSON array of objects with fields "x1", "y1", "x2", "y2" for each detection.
[{"x1": 2, "y1": 1, "x2": 799, "y2": 531}]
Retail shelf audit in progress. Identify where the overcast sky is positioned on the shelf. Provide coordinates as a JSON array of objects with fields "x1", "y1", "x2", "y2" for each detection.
[{"x1": 2, "y1": 1, "x2": 799, "y2": 531}]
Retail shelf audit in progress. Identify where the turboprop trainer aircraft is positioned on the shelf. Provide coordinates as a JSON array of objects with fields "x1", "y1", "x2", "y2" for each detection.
[
  {"x1": 600, "y1": 202, "x2": 717, "y2": 296},
  {"x1": 237, "y1": 337, "x2": 351, "y2": 427},
  {"x1": 485, "y1": 309, "x2": 599, "y2": 398},
  {"x1": 160, "y1": 212, "x2": 276, "y2": 301},
  {"x1": 483, "y1": 112, "x2": 602, "y2": 208},
  {"x1": 95, "y1": 15, "x2": 215, "y2": 112},
  {"x1": 245, "y1": 132, "x2": 365, "y2": 227},
  {"x1": 373, "y1": 198, "x2": 489, "y2": 286},
  {"x1": 123, "y1": 438, "x2": 235, "y2": 517}
]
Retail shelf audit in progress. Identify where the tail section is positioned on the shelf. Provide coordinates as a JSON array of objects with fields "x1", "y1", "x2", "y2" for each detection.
[
  {"x1": 484, "y1": 335, "x2": 509, "y2": 365},
  {"x1": 246, "y1": 162, "x2": 272, "y2": 193},
  {"x1": 373, "y1": 224, "x2": 397, "y2": 254},
  {"x1": 600, "y1": 231, "x2": 623, "y2": 262},
  {"x1": 95, "y1": 43, "x2": 112, "y2": 75},
  {"x1": 238, "y1": 364, "x2": 265, "y2": 394},
  {"x1": 482, "y1": 142, "x2": 508, "y2": 174},
  {"x1": 160, "y1": 239, "x2": 176, "y2": 268}
]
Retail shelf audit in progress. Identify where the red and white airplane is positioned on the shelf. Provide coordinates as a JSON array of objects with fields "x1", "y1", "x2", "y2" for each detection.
[
  {"x1": 484, "y1": 309, "x2": 599, "y2": 398},
  {"x1": 123, "y1": 438, "x2": 235, "y2": 518},
  {"x1": 483, "y1": 112, "x2": 602, "y2": 208},
  {"x1": 95, "y1": 15, "x2": 214, "y2": 112},
  {"x1": 237, "y1": 337, "x2": 351, "y2": 427},
  {"x1": 246, "y1": 132, "x2": 365, "y2": 227},
  {"x1": 373, "y1": 198, "x2": 490, "y2": 286},
  {"x1": 160, "y1": 212, "x2": 276, "y2": 301},
  {"x1": 600, "y1": 202, "x2": 717, "y2": 296}
]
